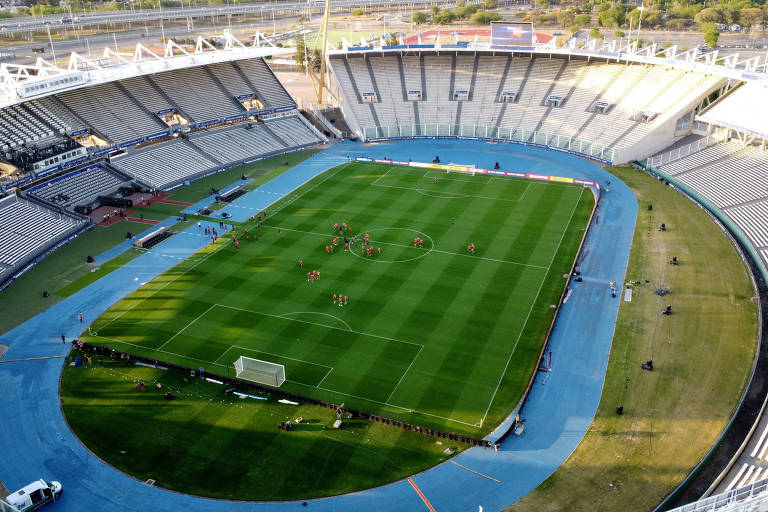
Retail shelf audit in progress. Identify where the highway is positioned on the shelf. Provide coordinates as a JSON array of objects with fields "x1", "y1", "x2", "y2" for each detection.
[{"x1": 0, "y1": 0, "x2": 461, "y2": 35}]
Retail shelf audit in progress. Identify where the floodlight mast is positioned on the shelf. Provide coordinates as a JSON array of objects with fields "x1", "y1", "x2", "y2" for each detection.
[{"x1": 310, "y1": 0, "x2": 337, "y2": 105}]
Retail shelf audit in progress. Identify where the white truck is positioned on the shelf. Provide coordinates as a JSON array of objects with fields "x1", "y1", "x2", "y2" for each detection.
[{"x1": 3, "y1": 479, "x2": 61, "y2": 511}]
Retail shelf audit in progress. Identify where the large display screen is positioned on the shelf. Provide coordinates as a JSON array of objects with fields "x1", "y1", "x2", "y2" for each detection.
[{"x1": 491, "y1": 22, "x2": 534, "y2": 48}]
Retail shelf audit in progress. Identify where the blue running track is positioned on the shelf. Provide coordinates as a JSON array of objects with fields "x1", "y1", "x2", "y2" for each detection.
[{"x1": 0, "y1": 140, "x2": 636, "y2": 512}]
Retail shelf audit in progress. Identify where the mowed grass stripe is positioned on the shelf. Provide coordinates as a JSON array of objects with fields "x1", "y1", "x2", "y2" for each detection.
[{"x1": 83, "y1": 162, "x2": 593, "y2": 435}]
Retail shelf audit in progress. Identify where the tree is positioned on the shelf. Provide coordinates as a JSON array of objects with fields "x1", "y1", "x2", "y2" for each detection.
[
  {"x1": 694, "y1": 8, "x2": 723, "y2": 25},
  {"x1": 614, "y1": 29, "x2": 625, "y2": 37},
  {"x1": 702, "y1": 22, "x2": 720, "y2": 47},
  {"x1": 294, "y1": 36, "x2": 306, "y2": 72},
  {"x1": 739, "y1": 8, "x2": 763, "y2": 31},
  {"x1": 482, "y1": 0, "x2": 499, "y2": 9},
  {"x1": 434, "y1": 9, "x2": 456, "y2": 24},
  {"x1": 589, "y1": 27, "x2": 604, "y2": 39},
  {"x1": 569, "y1": 23, "x2": 580, "y2": 34},
  {"x1": 351, "y1": 8, "x2": 366, "y2": 16},
  {"x1": 557, "y1": 10, "x2": 575, "y2": 27},
  {"x1": 411, "y1": 11, "x2": 427, "y2": 24},
  {"x1": 597, "y1": 3, "x2": 626, "y2": 28},
  {"x1": 575, "y1": 13, "x2": 591, "y2": 26},
  {"x1": 430, "y1": 4, "x2": 440, "y2": 15},
  {"x1": 471, "y1": 10, "x2": 502, "y2": 24},
  {"x1": 664, "y1": 18, "x2": 688, "y2": 29}
]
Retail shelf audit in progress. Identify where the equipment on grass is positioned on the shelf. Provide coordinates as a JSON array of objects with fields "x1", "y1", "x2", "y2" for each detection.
[{"x1": 234, "y1": 356, "x2": 286, "y2": 387}]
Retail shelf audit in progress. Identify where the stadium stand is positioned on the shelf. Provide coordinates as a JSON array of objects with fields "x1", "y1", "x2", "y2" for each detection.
[
  {"x1": 125, "y1": 116, "x2": 324, "y2": 187},
  {"x1": 264, "y1": 116, "x2": 323, "y2": 147},
  {"x1": 0, "y1": 195, "x2": 84, "y2": 269},
  {"x1": 189, "y1": 123, "x2": 284, "y2": 164},
  {"x1": 653, "y1": 141, "x2": 768, "y2": 273},
  {"x1": 0, "y1": 103, "x2": 59, "y2": 150},
  {"x1": 331, "y1": 53, "x2": 724, "y2": 162},
  {"x1": 57, "y1": 82, "x2": 167, "y2": 145},
  {"x1": 235, "y1": 58, "x2": 296, "y2": 110},
  {"x1": 27, "y1": 165, "x2": 130, "y2": 208},
  {"x1": 110, "y1": 140, "x2": 219, "y2": 189},
  {"x1": 147, "y1": 66, "x2": 244, "y2": 123},
  {"x1": 120, "y1": 76, "x2": 176, "y2": 114}
]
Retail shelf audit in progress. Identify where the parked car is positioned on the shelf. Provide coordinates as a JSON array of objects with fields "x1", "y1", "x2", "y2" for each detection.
[{"x1": 4, "y1": 479, "x2": 62, "y2": 511}]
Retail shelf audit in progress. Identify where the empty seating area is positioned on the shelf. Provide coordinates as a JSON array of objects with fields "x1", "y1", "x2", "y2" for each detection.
[
  {"x1": 659, "y1": 141, "x2": 744, "y2": 175},
  {"x1": 0, "y1": 57, "x2": 297, "y2": 156},
  {"x1": 138, "y1": 66, "x2": 244, "y2": 124},
  {"x1": 28, "y1": 165, "x2": 128, "y2": 208},
  {"x1": 112, "y1": 141, "x2": 218, "y2": 189},
  {"x1": 0, "y1": 196, "x2": 83, "y2": 268},
  {"x1": 331, "y1": 53, "x2": 724, "y2": 161},
  {"x1": 264, "y1": 116, "x2": 324, "y2": 147},
  {"x1": 0, "y1": 105, "x2": 62, "y2": 149},
  {"x1": 189, "y1": 123, "x2": 284, "y2": 164},
  {"x1": 653, "y1": 142, "x2": 768, "y2": 267},
  {"x1": 674, "y1": 147, "x2": 768, "y2": 208},
  {"x1": 57, "y1": 82, "x2": 166, "y2": 145},
  {"x1": 235, "y1": 58, "x2": 295, "y2": 110}
]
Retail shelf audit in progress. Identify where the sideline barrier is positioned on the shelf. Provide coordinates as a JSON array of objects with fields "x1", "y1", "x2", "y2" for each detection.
[
  {"x1": 353, "y1": 157, "x2": 601, "y2": 189},
  {"x1": 73, "y1": 341, "x2": 493, "y2": 448}
]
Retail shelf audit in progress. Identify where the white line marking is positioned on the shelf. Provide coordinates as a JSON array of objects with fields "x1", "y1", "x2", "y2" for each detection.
[
  {"x1": 480, "y1": 187, "x2": 586, "y2": 427},
  {"x1": 88, "y1": 334, "x2": 475, "y2": 428},
  {"x1": 278, "y1": 311, "x2": 352, "y2": 331},
  {"x1": 95, "y1": 237, "x2": 233, "y2": 333},
  {"x1": 386, "y1": 345, "x2": 423, "y2": 403},
  {"x1": 264, "y1": 225, "x2": 548, "y2": 270},
  {"x1": 214, "y1": 345, "x2": 333, "y2": 369},
  {"x1": 215, "y1": 303, "x2": 424, "y2": 348},
  {"x1": 370, "y1": 166, "x2": 396, "y2": 187},
  {"x1": 449, "y1": 461, "x2": 501, "y2": 482},
  {"x1": 157, "y1": 303, "x2": 216, "y2": 351},
  {"x1": 316, "y1": 367, "x2": 334, "y2": 388}
]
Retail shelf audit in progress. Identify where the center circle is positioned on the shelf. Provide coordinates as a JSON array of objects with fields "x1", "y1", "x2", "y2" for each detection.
[{"x1": 348, "y1": 227, "x2": 434, "y2": 264}]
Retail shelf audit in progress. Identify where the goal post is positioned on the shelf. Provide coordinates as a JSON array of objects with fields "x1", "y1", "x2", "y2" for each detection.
[
  {"x1": 234, "y1": 356, "x2": 286, "y2": 387},
  {"x1": 446, "y1": 163, "x2": 476, "y2": 176}
]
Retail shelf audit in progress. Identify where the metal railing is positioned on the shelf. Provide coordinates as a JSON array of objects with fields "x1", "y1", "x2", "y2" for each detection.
[
  {"x1": 669, "y1": 477, "x2": 768, "y2": 512},
  {"x1": 646, "y1": 134, "x2": 719, "y2": 168},
  {"x1": 360, "y1": 125, "x2": 617, "y2": 164}
]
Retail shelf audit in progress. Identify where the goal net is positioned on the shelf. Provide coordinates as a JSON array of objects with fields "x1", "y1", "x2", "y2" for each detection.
[
  {"x1": 234, "y1": 356, "x2": 286, "y2": 387},
  {"x1": 446, "y1": 163, "x2": 476, "y2": 175}
]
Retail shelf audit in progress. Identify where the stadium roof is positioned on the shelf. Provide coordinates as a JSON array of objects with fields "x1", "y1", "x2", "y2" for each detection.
[
  {"x1": 697, "y1": 82, "x2": 768, "y2": 140},
  {"x1": 331, "y1": 34, "x2": 768, "y2": 84},
  {"x1": 0, "y1": 31, "x2": 290, "y2": 109}
]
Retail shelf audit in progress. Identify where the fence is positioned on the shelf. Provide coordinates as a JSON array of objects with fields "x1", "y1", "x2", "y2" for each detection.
[
  {"x1": 646, "y1": 134, "x2": 719, "y2": 168},
  {"x1": 74, "y1": 341, "x2": 492, "y2": 448},
  {"x1": 360, "y1": 125, "x2": 617, "y2": 164},
  {"x1": 669, "y1": 477, "x2": 768, "y2": 512}
]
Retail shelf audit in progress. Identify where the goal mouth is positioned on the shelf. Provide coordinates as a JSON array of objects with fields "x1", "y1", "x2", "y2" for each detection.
[{"x1": 234, "y1": 356, "x2": 286, "y2": 388}]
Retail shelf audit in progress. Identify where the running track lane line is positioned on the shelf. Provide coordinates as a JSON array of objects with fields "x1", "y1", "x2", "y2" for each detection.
[
  {"x1": 0, "y1": 355, "x2": 66, "y2": 363},
  {"x1": 449, "y1": 460, "x2": 501, "y2": 483},
  {"x1": 408, "y1": 477, "x2": 437, "y2": 512}
]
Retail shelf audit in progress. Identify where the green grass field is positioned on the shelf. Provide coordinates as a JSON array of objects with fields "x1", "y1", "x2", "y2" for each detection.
[
  {"x1": 82, "y1": 162, "x2": 594, "y2": 436},
  {"x1": 60, "y1": 353, "x2": 454, "y2": 500}
]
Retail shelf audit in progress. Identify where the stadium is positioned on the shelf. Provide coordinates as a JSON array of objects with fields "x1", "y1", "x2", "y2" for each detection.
[{"x1": 0, "y1": 18, "x2": 766, "y2": 512}]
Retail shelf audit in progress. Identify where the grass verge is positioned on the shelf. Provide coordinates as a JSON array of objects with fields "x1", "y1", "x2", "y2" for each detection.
[{"x1": 506, "y1": 166, "x2": 758, "y2": 511}]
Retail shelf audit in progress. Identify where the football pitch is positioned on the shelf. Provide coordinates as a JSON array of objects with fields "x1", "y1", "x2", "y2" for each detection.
[{"x1": 84, "y1": 162, "x2": 595, "y2": 435}]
